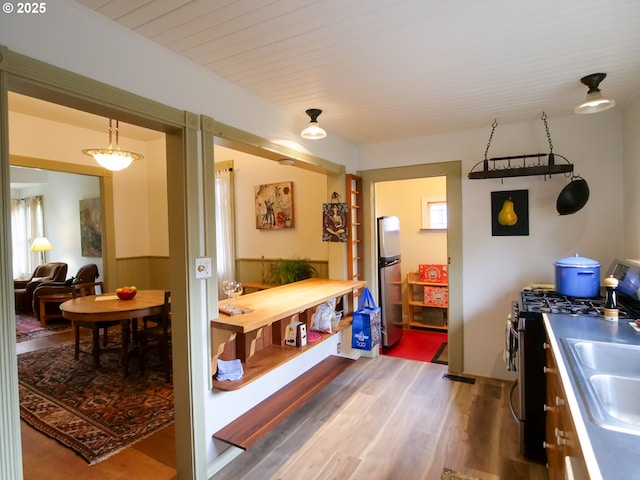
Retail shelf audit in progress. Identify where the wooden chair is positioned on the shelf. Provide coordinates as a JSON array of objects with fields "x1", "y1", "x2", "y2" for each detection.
[
  {"x1": 139, "y1": 290, "x2": 172, "y2": 382},
  {"x1": 72, "y1": 282, "x2": 121, "y2": 368}
]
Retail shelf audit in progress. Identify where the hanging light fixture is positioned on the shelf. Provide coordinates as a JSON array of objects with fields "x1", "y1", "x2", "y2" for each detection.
[
  {"x1": 574, "y1": 73, "x2": 616, "y2": 114},
  {"x1": 82, "y1": 119, "x2": 143, "y2": 171},
  {"x1": 301, "y1": 108, "x2": 327, "y2": 139}
]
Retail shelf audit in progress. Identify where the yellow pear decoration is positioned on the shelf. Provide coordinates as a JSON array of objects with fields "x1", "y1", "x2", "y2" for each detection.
[{"x1": 498, "y1": 198, "x2": 518, "y2": 226}]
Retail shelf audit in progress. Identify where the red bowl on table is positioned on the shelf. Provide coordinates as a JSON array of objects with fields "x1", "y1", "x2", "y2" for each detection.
[{"x1": 116, "y1": 288, "x2": 137, "y2": 300}]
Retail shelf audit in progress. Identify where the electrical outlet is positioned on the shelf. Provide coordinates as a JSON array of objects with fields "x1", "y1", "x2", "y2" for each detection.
[
  {"x1": 195, "y1": 257, "x2": 212, "y2": 279},
  {"x1": 337, "y1": 342, "x2": 341, "y2": 354}
]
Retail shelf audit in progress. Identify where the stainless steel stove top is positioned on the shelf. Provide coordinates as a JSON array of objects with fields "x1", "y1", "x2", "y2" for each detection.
[{"x1": 519, "y1": 289, "x2": 640, "y2": 320}]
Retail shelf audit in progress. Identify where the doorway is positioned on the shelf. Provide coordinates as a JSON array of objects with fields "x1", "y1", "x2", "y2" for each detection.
[
  {"x1": 375, "y1": 176, "x2": 449, "y2": 362},
  {"x1": 359, "y1": 161, "x2": 463, "y2": 374},
  {"x1": 0, "y1": 47, "x2": 203, "y2": 479}
]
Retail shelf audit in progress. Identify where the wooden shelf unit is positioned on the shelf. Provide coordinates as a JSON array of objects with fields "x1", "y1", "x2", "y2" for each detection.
[
  {"x1": 346, "y1": 174, "x2": 363, "y2": 283},
  {"x1": 407, "y1": 272, "x2": 448, "y2": 331}
]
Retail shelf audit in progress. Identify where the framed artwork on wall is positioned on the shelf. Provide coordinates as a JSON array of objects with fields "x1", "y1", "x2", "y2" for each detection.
[
  {"x1": 322, "y1": 202, "x2": 348, "y2": 242},
  {"x1": 79, "y1": 197, "x2": 103, "y2": 256},
  {"x1": 491, "y1": 189, "x2": 529, "y2": 236},
  {"x1": 255, "y1": 182, "x2": 294, "y2": 229}
]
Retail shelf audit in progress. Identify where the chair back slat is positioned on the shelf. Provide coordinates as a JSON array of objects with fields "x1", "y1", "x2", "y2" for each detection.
[{"x1": 72, "y1": 281, "x2": 105, "y2": 298}]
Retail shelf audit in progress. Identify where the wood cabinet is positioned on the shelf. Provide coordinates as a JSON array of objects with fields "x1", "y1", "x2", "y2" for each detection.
[
  {"x1": 406, "y1": 272, "x2": 448, "y2": 330},
  {"x1": 544, "y1": 336, "x2": 587, "y2": 480}
]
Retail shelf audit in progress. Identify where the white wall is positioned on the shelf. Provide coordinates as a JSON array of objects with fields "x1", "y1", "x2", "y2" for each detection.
[
  {"x1": 622, "y1": 93, "x2": 640, "y2": 259},
  {"x1": 359, "y1": 110, "x2": 625, "y2": 379},
  {"x1": 10, "y1": 168, "x2": 103, "y2": 280}
]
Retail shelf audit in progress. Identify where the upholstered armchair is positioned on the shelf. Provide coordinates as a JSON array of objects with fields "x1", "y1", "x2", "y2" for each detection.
[
  {"x1": 32, "y1": 264, "x2": 100, "y2": 318},
  {"x1": 14, "y1": 262, "x2": 68, "y2": 313}
]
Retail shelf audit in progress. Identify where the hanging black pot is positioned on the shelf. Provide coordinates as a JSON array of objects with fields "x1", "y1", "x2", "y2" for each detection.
[{"x1": 557, "y1": 176, "x2": 589, "y2": 215}]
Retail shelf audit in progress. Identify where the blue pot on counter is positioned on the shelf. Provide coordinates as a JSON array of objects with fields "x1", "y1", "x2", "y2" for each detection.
[{"x1": 554, "y1": 254, "x2": 601, "y2": 298}]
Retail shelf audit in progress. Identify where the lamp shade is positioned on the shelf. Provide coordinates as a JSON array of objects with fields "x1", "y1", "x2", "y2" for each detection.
[
  {"x1": 301, "y1": 108, "x2": 327, "y2": 139},
  {"x1": 574, "y1": 73, "x2": 615, "y2": 114},
  {"x1": 82, "y1": 119, "x2": 143, "y2": 171},
  {"x1": 30, "y1": 237, "x2": 53, "y2": 252}
]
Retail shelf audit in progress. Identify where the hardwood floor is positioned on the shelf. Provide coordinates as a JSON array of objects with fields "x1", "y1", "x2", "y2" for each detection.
[
  {"x1": 212, "y1": 355, "x2": 549, "y2": 480},
  {"x1": 17, "y1": 331, "x2": 547, "y2": 480},
  {"x1": 17, "y1": 329, "x2": 177, "y2": 480}
]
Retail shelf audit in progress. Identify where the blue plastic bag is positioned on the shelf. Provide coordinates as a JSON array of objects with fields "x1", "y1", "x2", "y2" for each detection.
[{"x1": 351, "y1": 287, "x2": 381, "y2": 350}]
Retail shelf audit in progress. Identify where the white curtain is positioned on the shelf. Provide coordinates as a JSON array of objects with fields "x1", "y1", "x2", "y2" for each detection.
[
  {"x1": 215, "y1": 167, "x2": 235, "y2": 297},
  {"x1": 11, "y1": 195, "x2": 44, "y2": 278}
]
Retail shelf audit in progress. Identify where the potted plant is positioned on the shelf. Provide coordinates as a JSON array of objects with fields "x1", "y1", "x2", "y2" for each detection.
[{"x1": 264, "y1": 257, "x2": 318, "y2": 285}]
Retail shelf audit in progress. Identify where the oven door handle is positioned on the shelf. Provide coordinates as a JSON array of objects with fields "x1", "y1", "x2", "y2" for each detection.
[{"x1": 508, "y1": 379, "x2": 523, "y2": 423}]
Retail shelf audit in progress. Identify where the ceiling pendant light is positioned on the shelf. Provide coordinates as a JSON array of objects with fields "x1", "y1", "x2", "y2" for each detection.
[
  {"x1": 301, "y1": 108, "x2": 327, "y2": 139},
  {"x1": 82, "y1": 119, "x2": 143, "y2": 171},
  {"x1": 574, "y1": 73, "x2": 616, "y2": 114}
]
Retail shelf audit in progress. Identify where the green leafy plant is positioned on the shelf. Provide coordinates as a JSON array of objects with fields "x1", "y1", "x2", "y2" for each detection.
[{"x1": 264, "y1": 257, "x2": 318, "y2": 285}]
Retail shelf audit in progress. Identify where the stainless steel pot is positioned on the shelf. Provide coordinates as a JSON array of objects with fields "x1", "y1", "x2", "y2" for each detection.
[{"x1": 554, "y1": 253, "x2": 600, "y2": 298}]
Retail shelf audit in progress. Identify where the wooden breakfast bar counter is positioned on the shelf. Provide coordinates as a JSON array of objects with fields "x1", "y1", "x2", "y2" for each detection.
[{"x1": 211, "y1": 278, "x2": 366, "y2": 391}]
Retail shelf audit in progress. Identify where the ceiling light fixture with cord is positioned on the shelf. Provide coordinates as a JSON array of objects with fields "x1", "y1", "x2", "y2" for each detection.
[
  {"x1": 301, "y1": 108, "x2": 327, "y2": 139},
  {"x1": 574, "y1": 73, "x2": 616, "y2": 114},
  {"x1": 82, "y1": 119, "x2": 144, "y2": 171}
]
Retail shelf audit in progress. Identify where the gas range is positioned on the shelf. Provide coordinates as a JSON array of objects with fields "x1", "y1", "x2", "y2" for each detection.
[{"x1": 519, "y1": 289, "x2": 637, "y2": 319}]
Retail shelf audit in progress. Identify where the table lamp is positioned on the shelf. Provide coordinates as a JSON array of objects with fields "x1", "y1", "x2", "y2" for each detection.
[{"x1": 30, "y1": 237, "x2": 53, "y2": 264}]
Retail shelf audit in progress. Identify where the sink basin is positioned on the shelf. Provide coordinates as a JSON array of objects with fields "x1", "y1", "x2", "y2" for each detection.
[
  {"x1": 563, "y1": 338, "x2": 640, "y2": 435},
  {"x1": 590, "y1": 375, "x2": 640, "y2": 427},
  {"x1": 569, "y1": 339, "x2": 640, "y2": 377}
]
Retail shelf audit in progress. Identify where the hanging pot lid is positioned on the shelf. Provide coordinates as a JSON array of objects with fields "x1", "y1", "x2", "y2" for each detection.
[
  {"x1": 557, "y1": 176, "x2": 589, "y2": 215},
  {"x1": 555, "y1": 253, "x2": 600, "y2": 267}
]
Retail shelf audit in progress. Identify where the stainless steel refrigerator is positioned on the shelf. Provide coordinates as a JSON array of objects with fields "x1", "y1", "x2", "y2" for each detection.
[{"x1": 377, "y1": 216, "x2": 403, "y2": 348}]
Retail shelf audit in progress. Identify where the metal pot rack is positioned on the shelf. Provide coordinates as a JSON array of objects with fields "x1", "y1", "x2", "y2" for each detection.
[{"x1": 468, "y1": 113, "x2": 574, "y2": 180}]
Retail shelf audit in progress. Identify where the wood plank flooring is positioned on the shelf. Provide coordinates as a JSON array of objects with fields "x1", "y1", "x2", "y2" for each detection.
[
  {"x1": 212, "y1": 355, "x2": 549, "y2": 480},
  {"x1": 17, "y1": 330, "x2": 547, "y2": 480}
]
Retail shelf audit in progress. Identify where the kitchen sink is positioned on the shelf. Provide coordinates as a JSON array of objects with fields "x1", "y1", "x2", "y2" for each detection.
[
  {"x1": 570, "y1": 340, "x2": 640, "y2": 377},
  {"x1": 563, "y1": 338, "x2": 640, "y2": 435},
  {"x1": 590, "y1": 375, "x2": 640, "y2": 427}
]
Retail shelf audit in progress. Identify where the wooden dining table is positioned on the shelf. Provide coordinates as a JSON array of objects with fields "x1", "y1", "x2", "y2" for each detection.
[{"x1": 60, "y1": 289, "x2": 167, "y2": 374}]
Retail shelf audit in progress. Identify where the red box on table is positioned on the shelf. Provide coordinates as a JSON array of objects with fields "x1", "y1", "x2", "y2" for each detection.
[
  {"x1": 423, "y1": 286, "x2": 448, "y2": 307},
  {"x1": 418, "y1": 264, "x2": 448, "y2": 283}
]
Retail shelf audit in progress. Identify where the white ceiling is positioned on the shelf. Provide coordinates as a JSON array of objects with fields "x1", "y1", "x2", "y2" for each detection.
[{"x1": 26, "y1": 1, "x2": 640, "y2": 144}]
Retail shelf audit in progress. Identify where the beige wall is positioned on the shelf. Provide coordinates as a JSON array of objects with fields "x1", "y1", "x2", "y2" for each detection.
[
  {"x1": 8, "y1": 109, "x2": 169, "y2": 260},
  {"x1": 217, "y1": 145, "x2": 330, "y2": 262},
  {"x1": 375, "y1": 176, "x2": 447, "y2": 273}
]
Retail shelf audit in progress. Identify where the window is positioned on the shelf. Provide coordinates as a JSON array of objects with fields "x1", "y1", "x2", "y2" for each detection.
[
  {"x1": 421, "y1": 197, "x2": 447, "y2": 230},
  {"x1": 11, "y1": 195, "x2": 45, "y2": 278}
]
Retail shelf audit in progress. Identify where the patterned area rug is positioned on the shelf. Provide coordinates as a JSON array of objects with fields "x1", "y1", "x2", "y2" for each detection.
[
  {"x1": 15, "y1": 312, "x2": 72, "y2": 343},
  {"x1": 441, "y1": 467, "x2": 482, "y2": 480},
  {"x1": 18, "y1": 335, "x2": 174, "y2": 464}
]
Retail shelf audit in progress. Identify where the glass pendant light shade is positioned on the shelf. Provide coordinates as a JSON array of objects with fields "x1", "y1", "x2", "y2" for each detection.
[
  {"x1": 82, "y1": 119, "x2": 143, "y2": 171},
  {"x1": 82, "y1": 149, "x2": 140, "y2": 171},
  {"x1": 301, "y1": 108, "x2": 327, "y2": 139},
  {"x1": 574, "y1": 73, "x2": 616, "y2": 114}
]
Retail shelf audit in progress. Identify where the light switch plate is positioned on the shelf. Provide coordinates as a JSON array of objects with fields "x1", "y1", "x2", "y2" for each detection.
[{"x1": 195, "y1": 257, "x2": 212, "y2": 279}]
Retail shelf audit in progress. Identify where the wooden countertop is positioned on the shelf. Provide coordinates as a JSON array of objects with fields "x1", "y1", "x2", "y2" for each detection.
[{"x1": 213, "y1": 278, "x2": 366, "y2": 334}]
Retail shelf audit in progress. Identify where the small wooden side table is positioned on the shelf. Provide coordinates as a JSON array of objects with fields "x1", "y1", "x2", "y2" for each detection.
[{"x1": 39, "y1": 293, "x2": 73, "y2": 327}]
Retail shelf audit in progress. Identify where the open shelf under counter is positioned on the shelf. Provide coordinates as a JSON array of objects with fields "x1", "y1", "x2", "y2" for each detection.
[
  {"x1": 211, "y1": 278, "x2": 366, "y2": 390},
  {"x1": 212, "y1": 316, "x2": 352, "y2": 391}
]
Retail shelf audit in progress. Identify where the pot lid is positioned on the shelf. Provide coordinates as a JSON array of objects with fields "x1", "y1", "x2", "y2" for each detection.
[{"x1": 555, "y1": 253, "x2": 600, "y2": 267}]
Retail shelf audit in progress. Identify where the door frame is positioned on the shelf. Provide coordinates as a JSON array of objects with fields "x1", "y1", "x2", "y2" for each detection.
[
  {"x1": 0, "y1": 44, "x2": 206, "y2": 478},
  {"x1": 359, "y1": 161, "x2": 463, "y2": 373}
]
